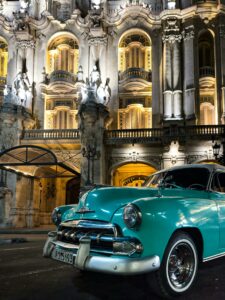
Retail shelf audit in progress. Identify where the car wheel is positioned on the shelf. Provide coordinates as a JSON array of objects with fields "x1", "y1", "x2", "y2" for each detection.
[{"x1": 148, "y1": 232, "x2": 198, "y2": 299}]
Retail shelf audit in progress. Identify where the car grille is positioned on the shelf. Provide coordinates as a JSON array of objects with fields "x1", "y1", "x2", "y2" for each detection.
[{"x1": 57, "y1": 220, "x2": 121, "y2": 254}]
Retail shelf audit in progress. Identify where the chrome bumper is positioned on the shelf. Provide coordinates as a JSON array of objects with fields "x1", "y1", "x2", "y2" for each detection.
[{"x1": 43, "y1": 231, "x2": 160, "y2": 275}]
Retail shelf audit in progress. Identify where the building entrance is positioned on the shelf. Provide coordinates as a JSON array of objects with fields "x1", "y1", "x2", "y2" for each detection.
[{"x1": 113, "y1": 163, "x2": 157, "y2": 187}]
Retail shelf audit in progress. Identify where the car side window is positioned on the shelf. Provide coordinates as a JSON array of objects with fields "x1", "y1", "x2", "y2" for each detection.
[{"x1": 212, "y1": 172, "x2": 225, "y2": 193}]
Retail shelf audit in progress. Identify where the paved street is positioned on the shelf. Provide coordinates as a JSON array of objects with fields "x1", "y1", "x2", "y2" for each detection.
[{"x1": 0, "y1": 235, "x2": 225, "y2": 300}]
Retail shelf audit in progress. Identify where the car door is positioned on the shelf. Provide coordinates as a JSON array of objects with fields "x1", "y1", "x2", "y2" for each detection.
[{"x1": 210, "y1": 171, "x2": 225, "y2": 250}]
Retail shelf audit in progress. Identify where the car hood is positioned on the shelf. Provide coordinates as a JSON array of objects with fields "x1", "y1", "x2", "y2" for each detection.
[{"x1": 62, "y1": 186, "x2": 190, "y2": 222}]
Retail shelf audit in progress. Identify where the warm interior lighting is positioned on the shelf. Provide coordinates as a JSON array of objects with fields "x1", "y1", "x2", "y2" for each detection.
[{"x1": 113, "y1": 163, "x2": 157, "y2": 187}]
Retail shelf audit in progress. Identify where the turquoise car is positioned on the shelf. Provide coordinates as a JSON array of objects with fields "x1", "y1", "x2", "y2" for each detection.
[{"x1": 43, "y1": 164, "x2": 225, "y2": 298}]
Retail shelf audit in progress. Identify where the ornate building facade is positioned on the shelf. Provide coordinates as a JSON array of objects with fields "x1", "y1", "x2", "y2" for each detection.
[{"x1": 0, "y1": 0, "x2": 224, "y2": 227}]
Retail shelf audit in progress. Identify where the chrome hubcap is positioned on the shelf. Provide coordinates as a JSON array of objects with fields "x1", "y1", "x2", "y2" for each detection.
[{"x1": 167, "y1": 242, "x2": 196, "y2": 290}]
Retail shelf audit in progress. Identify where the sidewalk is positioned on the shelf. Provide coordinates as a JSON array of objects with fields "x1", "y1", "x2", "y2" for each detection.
[{"x1": 0, "y1": 225, "x2": 55, "y2": 245}]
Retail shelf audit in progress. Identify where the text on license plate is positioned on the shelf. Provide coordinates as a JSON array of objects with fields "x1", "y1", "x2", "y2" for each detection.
[{"x1": 52, "y1": 249, "x2": 74, "y2": 265}]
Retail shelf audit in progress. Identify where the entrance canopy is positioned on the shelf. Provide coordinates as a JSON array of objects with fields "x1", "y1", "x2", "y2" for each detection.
[{"x1": 0, "y1": 145, "x2": 80, "y2": 178}]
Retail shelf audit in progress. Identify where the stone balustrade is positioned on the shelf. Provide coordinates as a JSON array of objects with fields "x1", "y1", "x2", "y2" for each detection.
[
  {"x1": 22, "y1": 125, "x2": 225, "y2": 144},
  {"x1": 199, "y1": 66, "x2": 215, "y2": 78},
  {"x1": 49, "y1": 70, "x2": 76, "y2": 84},
  {"x1": 119, "y1": 68, "x2": 152, "y2": 82},
  {"x1": 23, "y1": 129, "x2": 80, "y2": 140}
]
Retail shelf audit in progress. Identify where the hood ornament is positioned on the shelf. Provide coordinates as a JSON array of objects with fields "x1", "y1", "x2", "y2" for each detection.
[{"x1": 76, "y1": 206, "x2": 95, "y2": 214}]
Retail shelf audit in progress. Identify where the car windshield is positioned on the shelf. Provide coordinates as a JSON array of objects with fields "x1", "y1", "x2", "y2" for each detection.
[{"x1": 144, "y1": 167, "x2": 210, "y2": 190}]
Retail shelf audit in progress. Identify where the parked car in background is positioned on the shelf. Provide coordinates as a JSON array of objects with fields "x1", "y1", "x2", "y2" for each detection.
[{"x1": 44, "y1": 164, "x2": 225, "y2": 299}]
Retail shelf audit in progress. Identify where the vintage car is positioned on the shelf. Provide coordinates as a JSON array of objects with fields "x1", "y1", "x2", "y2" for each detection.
[{"x1": 43, "y1": 164, "x2": 225, "y2": 298}]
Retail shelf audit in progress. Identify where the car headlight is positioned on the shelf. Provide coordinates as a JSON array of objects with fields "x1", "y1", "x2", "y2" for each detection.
[
  {"x1": 123, "y1": 204, "x2": 142, "y2": 229},
  {"x1": 51, "y1": 208, "x2": 62, "y2": 226}
]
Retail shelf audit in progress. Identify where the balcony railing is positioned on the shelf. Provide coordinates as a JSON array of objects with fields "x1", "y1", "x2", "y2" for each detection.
[
  {"x1": 49, "y1": 70, "x2": 76, "y2": 85},
  {"x1": 22, "y1": 126, "x2": 225, "y2": 144},
  {"x1": 105, "y1": 125, "x2": 225, "y2": 144},
  {"x1": 199, "y1": 66, "x2": 215, "y2": 78},
  {"x1": 23, "y1": 129, "x2": 80, "y2": 140},
  {"x1": 119, "y1": 68, "x2": 152, "y2": 82}
]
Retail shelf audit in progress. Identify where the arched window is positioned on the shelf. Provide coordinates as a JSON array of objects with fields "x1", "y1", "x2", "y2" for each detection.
[
  {"x1": 119, "y1": 32, "x2": 151, "y2": 73},
  {"x1": 200, "y1": 102, "x2": 215, "y2": 125},
  {"x1": 0, "y1": 38, "x2": 8, "y2": 79},
  {"x1": 47, "y1": 35, "x2": 79, "y2": 74},
  {"x1": 198, "y1": 31, "x2": 215, "y2": 77}
]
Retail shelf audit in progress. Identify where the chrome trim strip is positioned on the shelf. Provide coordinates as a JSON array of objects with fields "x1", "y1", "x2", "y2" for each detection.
[
  {"x1": 60, "y1": 220, "x2": 118, "y2": 237},
  {"x1": 203, "y1": 251, "x2": 225, "y2": 262},
  {"x1": 47, "y1": 240, "x2": 160, "y2": 275}
]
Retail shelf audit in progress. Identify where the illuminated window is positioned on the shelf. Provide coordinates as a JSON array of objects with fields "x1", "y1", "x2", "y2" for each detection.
[
  {"x1": 47, "y1": 35, "x2": 79, "y2": 74},
  {"x1": 200, "y1": 102, "x2": 215, "y2": 125},
  {"x1": 118, "y1": 32, "x2": 151, "y2": 72},
  {"x1": 0, "y1": 38, "x2": 8, "y2": 78}
]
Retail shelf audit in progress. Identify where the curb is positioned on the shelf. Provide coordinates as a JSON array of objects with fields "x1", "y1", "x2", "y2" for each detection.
[
  {"x1": 0, "y1": 229, "x2": 53, "y2": 234},
  {"x1": 0, "y1": 238, "x2": 27, "y2": 245}
]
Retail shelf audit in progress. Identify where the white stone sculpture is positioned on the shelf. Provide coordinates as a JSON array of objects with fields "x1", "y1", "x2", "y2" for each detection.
[
  {"x1": 13, "y1": 72, "x2": 32, "y2": 110},
  {"x1": 96, "y1": 78, "x2": 111, "y2": 105},
  {"x1": 90, "y1": 65, "x2": 100, "y2": 86},
  {"x1": 19, "y1": 0, "x2": 30, "y2": 13},
  {"x1": 77, "y1": 65, "x2": 84, "y2": 82},
  {"x1": 91, "y1": 0, "x2": 102, "y2": 10}
]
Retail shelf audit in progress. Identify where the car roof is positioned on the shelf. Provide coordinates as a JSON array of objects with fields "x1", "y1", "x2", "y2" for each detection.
[{"x1": 154, "y1": 164, "x2": 225, "y2": 175}]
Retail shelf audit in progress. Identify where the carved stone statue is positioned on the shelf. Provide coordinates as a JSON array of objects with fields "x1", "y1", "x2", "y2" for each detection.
[
  {"x1": 91, "y1": 0, "x2": 102, "y2": 10},
  {"x1": 90, "y1": 65, "x2": 100, "y2": 86},
  {"x1": 96, "y1": 78, "x2": 111, "y2": 105},
  {"x1": 13, "y1": 72, "x2": 32, "y2": 110},
  {"x1": 19, "y1": 0, "x2": 30, "y2": 13},
  {"x1": 77, "y1": 66, "x2": 84, "y2": 82}
]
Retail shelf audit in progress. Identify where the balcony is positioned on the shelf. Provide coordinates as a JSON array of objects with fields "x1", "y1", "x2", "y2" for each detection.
[
  {"x1": 119, "y1": 68, "x2": 152, "y2": 82},
  {"x1": 105, "y1": 125, "x2": 225, "y2": 145},
  {"x1": 49, "y1": 70, "x2": 76, "y2": 85},
  {"x1": 199, "y1": 66, "x2": 215, "y2": 78},
  {"x1": 22, "y1": 129, "x2": 80, "y2": 143}
]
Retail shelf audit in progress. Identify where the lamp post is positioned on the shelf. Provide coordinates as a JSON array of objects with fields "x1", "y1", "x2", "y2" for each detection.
[
  {"x1": 212, "y1": 141, "x2": 225, "y2": 166},
  {"x1": 82, "y1": 144, "x2": 97, "y2": 185}
]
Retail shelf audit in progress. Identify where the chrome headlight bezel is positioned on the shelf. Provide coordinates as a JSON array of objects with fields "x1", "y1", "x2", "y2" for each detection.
[
  {"x1": 51, "y1": 208, "x2": 62, "y2": 226},
  {"x1": 123, "y1": 204, "x2": 142, "y2": 229}
]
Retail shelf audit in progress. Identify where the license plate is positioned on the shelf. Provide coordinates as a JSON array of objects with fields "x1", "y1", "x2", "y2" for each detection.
[{"x1": 52, "y1": 248, "x2": 74, "y2": 265}]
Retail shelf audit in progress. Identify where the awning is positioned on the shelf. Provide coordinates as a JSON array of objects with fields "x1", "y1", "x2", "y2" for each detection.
[{"x1": 0, "y1": 145, "x2": 80, "y2": 178}]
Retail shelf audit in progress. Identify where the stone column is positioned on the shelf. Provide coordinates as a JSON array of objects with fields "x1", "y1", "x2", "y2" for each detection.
[
  {"x1": 162, "y1": 18, "x2": 183, "y2": 121},
  {"x1": 183, "y1": 26, "x2": 196, "y2": 121},
  {"x1": 163, "y1": 41, "x2": 173, "y2": 119},
  {"x1": 219, "y1": 25, "x2": 225, "y2": 123},
  {"x1": 7, "y1": 39, "x2": 17, "y2": 86},
  {"x1": 151, "y1": 31, "x2": 162, "y2": 127},
  {"x1": 173, "y1": 41, "x2": 182, "y2": 118}
]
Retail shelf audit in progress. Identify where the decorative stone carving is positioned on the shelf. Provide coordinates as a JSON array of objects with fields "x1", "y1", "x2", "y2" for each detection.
[
  {"x1": 162, "y1": 18, "x2": 182, "y2": 44},
  {"x1": 12, "y1": 10, "x2": 30, "y2": 32},
  {"x1": 182, "y1": 26, "x2": 195, "y2": 41},
  {"x1": 16, "y1": 39, "x2": 35, "y2": 49}
]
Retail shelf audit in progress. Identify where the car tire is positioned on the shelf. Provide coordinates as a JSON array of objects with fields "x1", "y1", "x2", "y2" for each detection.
[{"x1": 147, "y1": 232, "x2": 198, "y2": 299}]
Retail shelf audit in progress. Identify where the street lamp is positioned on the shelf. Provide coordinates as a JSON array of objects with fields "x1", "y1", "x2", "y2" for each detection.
[
  {"x1": 212, "y1": 142, "x2": 221, "y2": 160},
  {"x1": 82, "y1": 144, "x2": 97, "y2": 185},
  {"x1": 212, "y1": 141, "x2": 225, "y2": 166}
]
